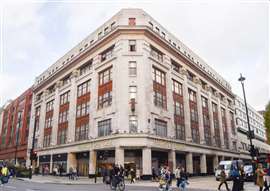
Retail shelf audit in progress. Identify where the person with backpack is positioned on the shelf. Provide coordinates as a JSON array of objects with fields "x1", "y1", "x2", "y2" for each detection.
[{"x1": 218, "y1": 167, "x2": 230, "y2": 191}]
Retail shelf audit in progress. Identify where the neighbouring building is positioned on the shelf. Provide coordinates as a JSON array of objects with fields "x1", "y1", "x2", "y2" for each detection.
[
  {"x1": 0, "y1": 89, "x2": 33, "y2": 165},
  {"x1": 26, "y1": 9, "x2": 261, "y2": 178},
  {"x1": 235, "y1": 96, "x2": 270, "y2": 158}
]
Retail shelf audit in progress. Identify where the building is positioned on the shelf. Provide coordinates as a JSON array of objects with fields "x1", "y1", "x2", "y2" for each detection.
[
  {"x1": 0, "y1": 89, "x2": 33, "y2": 165},
  {"x1": 235, "y1": 96, "x2": 270, "y2": 157},
  {"x1": 27, "y1": 9, "x2": 252, "y2": 178}
]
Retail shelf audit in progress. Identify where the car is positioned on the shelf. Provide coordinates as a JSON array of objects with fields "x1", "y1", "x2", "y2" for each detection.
[
  {"x1": 215, "y1": 161, "x2": 232, "y2": 181},
  {"x1": 243, "y1": 165, "x2": 254, "y2": 181}
]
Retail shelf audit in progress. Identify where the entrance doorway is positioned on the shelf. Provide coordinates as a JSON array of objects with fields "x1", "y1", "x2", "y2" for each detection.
[{"x1": 76, "y1": 152, "x2": 89, "y2": 176}]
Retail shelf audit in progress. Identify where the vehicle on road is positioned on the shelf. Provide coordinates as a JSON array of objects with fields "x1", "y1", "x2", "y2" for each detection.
[
  {"x1": 215, "y1": 160, "x2": 243, "y2": 181},
  {"x1": 243, "y1": 164, "x2": 254, "y2": 181}
]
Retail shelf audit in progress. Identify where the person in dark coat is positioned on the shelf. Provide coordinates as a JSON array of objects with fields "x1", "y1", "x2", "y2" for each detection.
[
  {"x1": 231, "y1": 166, "x2": 241, "y2": 191},
  {"x1": 239, "y1": 166, "x2": 245, "y2": 191}
]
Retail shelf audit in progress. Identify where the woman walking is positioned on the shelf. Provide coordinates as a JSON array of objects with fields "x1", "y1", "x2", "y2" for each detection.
[{"x1": 256, "y1": 163, "x2": 266, "y2": 191}]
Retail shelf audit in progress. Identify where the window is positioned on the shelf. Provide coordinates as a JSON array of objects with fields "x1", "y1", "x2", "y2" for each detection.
[
  {"x1": 57, "y1": 128, "x2": 67, "y2": 145},
  {"x1": 155, "y1": 119, "x2": 167, "y2": 137},
  {"x1": 79, "y1": 59, "x2": 92, "y2": 75},
  {"x1": 153, "y1": 67, "x2": 166, "y2": 86},
  {"x1": 129, "y1": 116, "x2": 138, "y2": 133},
  {"x1": 128, "y1": 18, "x2": 136, "y2": 26},
  {"x1": 128, "y1": 61, "x2": 137, "y2": 76},
  {"x1": 191, "y1": 127, "x2": 200, "y2": 144},
  {"x1": 201, "y1": 96, "x2": 208, "y2": 108},
  {"x1": 35, "y1": 106, "x2": 41, "y2": 117},
  {"x1": 47, "y1": 84, "x2": 55, "y2": 94},
  {"x1": 190, "y1": 108, "x2": 198, "y2": 123},
  {"x1": 150, "y1": 45, "x2": 163, "y2": 62},
  {"x1": 45, "y1": 117, "x2": 53, "y2": 128},
  {"x1": 59, "y1": 110, "x2": 69, "y2": 123},
  {"x1": 171, "y1": 59, "x2": 181, "y2": 73},
  {"x1": 77, "y1": 80, "x2": 90, "y2": 97},
  {"x1": 155, "y1": 27, "x2": 160, "y2": 33},
  {"x1": 75, "y1": 124, "x2": 89, "y2": 141},
  {"x1": 174, "y1": 101, "x2": 184, "y2": 117},
  {"x1": 104, "y1": 27, "x2": 109, "y2": 34},
  {"x1": 172, "y1": 80, "x2": 182, "y2": 95},
  {"x1": 76, "y1": 101, "x2": 90, "y2": 117},
  {"x1": 43, "y1": 134, "x2": 51, "y2": 147},
  {"x1": 98, "y1": 67, "x2": 113, "y2": 109},
  {"x1": 188, "y1": 89, "x2": 196, "y2": 102},
  {"x1": 60, "y1": 91, "x2": 70, "y2": 105},
  {"x1": 100, "y1": 45, "x2": 114, "y2": 62},
  {"x1": 129, "y1": 86, "x2": 137, "y2": 99},
  {"x1": 149, "y1": 21, "x2": 153, "y2": 29},
  {"x1": 111, "y1": 22, "x2": 116, "y2": 29},
  {"x1": 187, "y1": 71, "x2": 195, "y2": 81},
  {"x1": 212, "y1": 103, "x2": 218, "y2": 113},
  {"x1": 98, "y1": 31, "x2": 102, "y2": 39},
  {"x1": 161, "y1": 32, "x2": 166, "y2": 38},
  {"x1": 129, "y1": 40, "x2": 136, "y2": 52},
  {"x1": 98, "y1": 119, "x2": 111, "y2": 137},
  {"x1": 46, "y1": 100, "x2": 54, "y2": 112},
  {"x1": 62, "y1": 74, "x2": 71, "y2": 86},
  {"x1": 153, "y1": 67, "x2": 166, "y2": 109},
  {"x1": 175, "y1": 123, "x2": 185, "y2": 140},
  {"x1": 99, "y1": 67, "x2": 112, "y2": 85},
  {"x1": 232, "y1": 141, "x2": 237, "y2": 151}
]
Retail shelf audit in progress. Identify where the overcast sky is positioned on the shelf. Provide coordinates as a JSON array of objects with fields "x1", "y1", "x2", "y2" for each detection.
[{"x1": 0, "y1": 0, "x2": 269, "y2": 110}]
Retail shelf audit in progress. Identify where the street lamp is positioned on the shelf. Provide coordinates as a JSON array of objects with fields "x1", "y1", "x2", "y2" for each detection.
[
  {"x1": 238, "y1": 73, "x2": 255, "y2": 160},
  {"x1": 30, "y1": 117, "x2": 38, "y2": 166}
]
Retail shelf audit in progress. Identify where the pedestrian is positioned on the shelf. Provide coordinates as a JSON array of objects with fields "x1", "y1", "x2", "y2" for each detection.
[
  {"x1": 264, "y1": 165, "x2": 270, "y2": 191},
  {"x1": 175, "y1": 166, "x2": 181, "y2": 188},
  {"x1": 218, "y1": 167, "x2": 230, "y2": 191},
  {"x1": 130, "y1": 168, "x2": 136, "y2": 184},
  {"x1": 179, "y1": 167, "x2": 188, "y2": 191},
  {"x1": 256, "y1": 163, "x2": 266, "y2": 191},
  {"x1": 136, "y1": 168, "x2": 140, "y2": 180},
  {"x1": 42, "y1": 166, "x2": 45, "y2": 176},
  {"x1": 73, "y1": 167, "x2": 78, "y2": 180},
  {"x1": 239, "y1": 165, "x2": 245, "y2": 191},
  {"x1": 231, "y1": 165, "x2": 241, "y2": 191},
  {"x1": 1, "y1": 164, "x2": 9, "y2": 185},
  {"x1": 69, "y1": 166, "x2": 73, "y2": 180},
  {"x1": 152, "y1": 167, "x2": 157, "y2": 181}
]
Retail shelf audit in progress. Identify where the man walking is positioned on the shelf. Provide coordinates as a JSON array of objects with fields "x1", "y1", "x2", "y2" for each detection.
[
  {"x1": 175, "y1": 166, "x2": 181, "y2": 188},
  {"x1": 218, "y1": 168, "x2": 230, "y2": 191}
]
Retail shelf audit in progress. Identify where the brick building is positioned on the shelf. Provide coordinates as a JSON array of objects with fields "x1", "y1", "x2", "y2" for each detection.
[{"x1": 0, "y1": 88, "x2": 33, "y2": 165}]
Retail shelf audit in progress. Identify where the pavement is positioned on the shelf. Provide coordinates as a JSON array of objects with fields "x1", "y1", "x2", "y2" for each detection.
[{"x1": 13, "y1": 175, "x2": 260, "y2": 191}]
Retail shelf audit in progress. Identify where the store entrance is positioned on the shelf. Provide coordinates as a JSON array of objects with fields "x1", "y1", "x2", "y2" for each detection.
[{"x1": 76, "y1": 152, "x2": 89, "y2": 176}]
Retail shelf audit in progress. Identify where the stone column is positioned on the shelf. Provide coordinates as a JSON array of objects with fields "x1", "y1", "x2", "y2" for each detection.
[
  {"x1": 51, "y1": 88, "x2": 60, "y2": 146},
  {"x1": 181, "y1": 69, "x2": 192, "y2": 142},
  {"x1": 89, "y1": 150, "x2": 97, "y2": 178},
  {"x1": 68, "y1": 71, "x2": 78, "y2": 143},
  {"x1": 217, "y1": 99, "x2": 225, "y2": 148},
  {"x1": 115, "y1": 147, "x2": 124, "y2": 167},
  {"x1": 142, "y1": 147, "x2": 152, "y2": 180},
  {"x1": 213, "y1": 155, "x2": 219, "y2": 170},
  {"x1": 186, "y1": 152, "x2": 193, "y2": 174},
  {"x1": 168, "y1": 150, "x2": 176, "y2": 172},
  {"x1": 195, "y1": 82, "x2": 205, "y2": 144},
  {"x1": 200, "y1": 154, "x2": 207, "y2": 175},
  {"x1": 225, "y1": 105, "x2": 233, "y2": 150},
  {"x1": 207, "y1": 92, "x2": 215, "y2": 146},
  {"x1": 38, "y1": 95, "x2": 46, "y2": 148},
  {"x1": 67, "y1": 152, "x2": 77, "y2": 173},
  {"x1": 49, "y1": 154, "x2": 53, "y2": 174}
]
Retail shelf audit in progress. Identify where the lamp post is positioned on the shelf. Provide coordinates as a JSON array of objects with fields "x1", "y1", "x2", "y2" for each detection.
[
  {"x1": 238, "y1": 73, "x2": 255, "y2": 160},
  {"x1": 30, "y1": 117, "x2": 38, "y2": 166}
]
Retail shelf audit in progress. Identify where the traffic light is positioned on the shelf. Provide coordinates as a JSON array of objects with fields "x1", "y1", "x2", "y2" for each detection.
[
  {"x1": 247, "y1": 130, "x2": 255, "y2": 139},
  {"x1": 30, "y1": 150, "x2": 37, "y2": 161},
  {"x1": 249, "y1": 145, "x2": 259, "y2": 157}
]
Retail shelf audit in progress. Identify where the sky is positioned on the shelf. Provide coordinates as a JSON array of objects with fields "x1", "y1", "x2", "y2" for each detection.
[{"x1": 0, "y1": 0, "x2": 269, "y2": 110}]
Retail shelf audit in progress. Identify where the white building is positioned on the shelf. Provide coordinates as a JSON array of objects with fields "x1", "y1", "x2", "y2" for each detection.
[
  {"x1": 27, "y1": 8, "x2": 257, "y2": 178},
  {"x1": 235, "y1": 95, "x2": 270, "y2": 156}
]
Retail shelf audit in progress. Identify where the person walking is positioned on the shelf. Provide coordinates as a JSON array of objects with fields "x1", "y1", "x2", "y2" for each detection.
[
  {"x1": 69, "y1": 166, "x2": 73, "y2": 180},
  {"x1": 239, "y1": 165, "x2": 245, "y2": 191},
  {"x1": 130, "y1": 168, "x2": 135, "y2": 184},
  {"x1": 231, "y1": 166, "x2": 240, "y2": 191},
  {"x1": 179, "y1": 167, "x2": 188, "y2": 191},
  {"x1": 256, "y1": 163, "x2": 266, "y2": 191},
  {"x1": 175, "y1": 166, "x2": 181, "y2": 188},
  {"x1": 218, "y1": 168, "x2": 230, "y2": 191}
]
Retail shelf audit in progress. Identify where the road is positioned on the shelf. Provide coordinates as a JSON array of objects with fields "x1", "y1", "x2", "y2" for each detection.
[{"x1": 0, "y1": 177, "x2": 259, "y2": 191}]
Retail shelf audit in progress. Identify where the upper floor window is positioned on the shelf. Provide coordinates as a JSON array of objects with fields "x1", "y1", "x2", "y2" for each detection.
[
  {"x1": 45, "y1": 116, "x2": 53, "y2": 128},
  {"x1": 57, "y1": 128, "x2": 67, "y2": 145},
  {"x1": 60, "y1": 91, "x2": 70, "y2": 105},
  {"x1": 99, "y1": 67, "x2": 112, "y2": 86},
  {"x1": 129, "y1": 61, "x2": 137, "y2": 76},
  {"x1": 221, "y1": 108, "x2": 226, "y2": 118},
  {"x1": 79, "y1": 59, "x2": 92, "y2": 75},
  {"x1": 100, "y1": 45, "x2": 114, "y2": 62},
  {"x1": 201, "y1": 96, "x2": 208, "y2": 108},
  {"x1": 129, "y1": 86, "x2": 137, "y2": 99},
  {"x1": 172, "y1": 80, "x2": 182, "y2": 95},
  {"x1": 187, "y1": 71, "x2": 195, "y2": 81},
  {"x1": 111, "y1": 22, "x2": 116, "y2": 29},
  {"x1": 129, "y1": 116, "x2": 138, "y2": 133},
  {"x1": 150, "y1": 45, "x2": 163, "y2": 62},
  {"x1": 171, "y1": 59, "x2": 181, "y2": 73},
  {"x1": 59, "y1": 110, "x2": 69, "y2": 124},
  {"x1": 129, "y1": 40, "x2": 136, "y2": 52},
  {"x1": 75, "y1": 123, "x2": 89, "y2": 141},
  {"x1": 76, "y1": 101, "x2": 90, "y2": 117},
  {"x1": 47, "y1": 84, "x2": 56, "y2": 94},
  {"x1": 155, "y1": 119, "x2": 167, "y2": 137},
  {"x1": 212, "y1": 103, "x2": 218, "y2": 113},
  {"x1": 46, "y1": 100, "x2": 54, "y2": 112},
  {"x1": 174, "y1": 101, "x2": 184, "y2": 117},
  {"x1": 188, "y1": 89, "x2": 196, "y2": 102},
  {"x1": 128, "y1": 18, "x2": 136, "y2": 26},
  {"x1": 153, "y1": 67, "x2": 166, "y2": 86},
  {"x1": 77, "y1": 80, "x2": 90, "y2": 98},
  {"x1": 62, "y1": 74, "x2": 71, "y2": 86},
  {"x1": 35, "y1": 106, "x2": 41, "y2": 117},
  {"x1": 98, "y1": 119, "x2": 111, "y2": 137}
]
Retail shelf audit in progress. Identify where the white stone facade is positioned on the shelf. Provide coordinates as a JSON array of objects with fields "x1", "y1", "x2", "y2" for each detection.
[{"x1": 26, "y1": 9, "x2": 261, "y2": 178}]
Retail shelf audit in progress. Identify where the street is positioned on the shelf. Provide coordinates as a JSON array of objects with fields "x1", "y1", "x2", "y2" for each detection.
[{"x1": 0, "y1": 176, "x2": 259, "y2": 191}]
